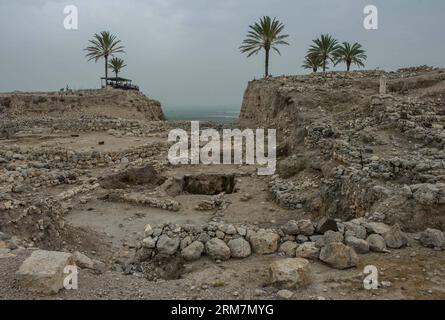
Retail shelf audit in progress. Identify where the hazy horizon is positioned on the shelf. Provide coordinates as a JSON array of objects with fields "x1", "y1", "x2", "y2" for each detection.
[{"x1": 0, "y1": 0, "x2": 444, "y2": 109}]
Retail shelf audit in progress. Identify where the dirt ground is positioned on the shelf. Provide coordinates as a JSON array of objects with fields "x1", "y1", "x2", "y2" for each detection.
[{"x1": 1, "y1": 239, "x2": 444, "y2": 300}]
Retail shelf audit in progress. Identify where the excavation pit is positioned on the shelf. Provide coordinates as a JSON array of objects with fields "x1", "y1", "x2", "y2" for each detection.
[
  {"x1": 182, "y1": 173, "x2": 237, "y2": 195},
  {"x1": 99, "y1": 165, "x2": 166, "y2": 190}
]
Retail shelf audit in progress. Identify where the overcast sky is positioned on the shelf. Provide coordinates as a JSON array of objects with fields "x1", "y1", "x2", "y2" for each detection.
[{"x1": 0, "y1": 0, "x2": 444, "y2": 109}]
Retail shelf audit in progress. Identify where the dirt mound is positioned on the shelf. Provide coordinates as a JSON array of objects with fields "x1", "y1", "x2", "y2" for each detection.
[{"x1": 0, "y1": 88, "x2": 164, "y2": 123}]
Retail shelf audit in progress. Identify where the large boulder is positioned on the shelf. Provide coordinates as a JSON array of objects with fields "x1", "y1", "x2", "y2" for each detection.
[
  {"x1": 367, "y1": 234, "x2": 387, "y2": 253},
  {"x1": 282, "y1": 220, "x2": 315, "y2": 236},
  {"x1": 205, "y1": 238, "x2": 231, "y2": 260},
  {"x1": 181, "y1": 241, "x2": 204, "y2": 261},
  {"x1": 269, "y1": 258, "x2": 311, "y2": 289},
  {"x1": 296, "y1": 219, "x2": 315, "y2": 236},
  {"x1": 345, "y1": 236, "x2": 370, "y2": 254},
  {"x1": 343, "y1": 222, "x2": 367, "y2": 240},
  {"x1": 278, "y1": 241, "x2": 298, "y2": 257},
  {"x1": 383, "y1": 224, "x2": 408, "y2": 249},
  {"x1": 319, "y1": 242, "x2": 359, "y2": 269},
  {"x1": 227, "y1": 238, "x2": 251, "y2": 258},
  {"x1": 282, "y1": 220, "x2": 299, "y2": 235},
  {"x1": 249, "y1": 230, "x2": 280, "y2": 254},
  {"x1": 420, "y1": 229, "x2": 444, "y2": 249},
  {"x1": 363, "y1": 222, "x2": 390, "y2": 235},
  {"x1": 315, "y1": 231, "x2": 344, "y2": 248},
  {"x1": 156, "y1": 235, "x2": 180, "y2": 255},
  {"x1": 295, "y1": 242, "x2": 320, "y2": 260},
  {"x1": 16, "y1": 250, "x2": 75, "y2": 295}
]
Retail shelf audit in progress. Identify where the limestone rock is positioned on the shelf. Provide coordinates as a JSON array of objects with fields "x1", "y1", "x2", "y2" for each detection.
[
  {"x1": 278, "y1": 241, "x2": 298, "y2": 257},
  {"x1": 269, "y1": 258, "x2": 311, "y2": 289},
  {"x1": 383, "y1": 224, "x2": 408, "y2": 249},
  {"x1": 319, "y1": 242, "x2": 359, "y2": 269},
  {"x1": 316, "y1": 231, "x2": 344, "y2": 248},
  {"x1": 420, "y1": 228, "x2": 444, "y2": 249},
  {"x1": 363, "y1": 222, "x2": 390, "y2": 235},
  {"x1": 282, "y1": 220, "x2": 299, "y2": 235},
  {"x1": 228, "y1": 238, "x2": 251, "y2": 258},
  {"x1": 142, "y1": 237, "x2": 157, "y2": 249},
  {"x1": 277, "y1": 289, "x2": 294, "y2": 299},
  {"x1": 367, "y1": 234, "x2": 387, "y2": 252},
  {"x1": 16, "y1": 250, "x2": 74, "y2": 295},
  {"x1": 181, "y1": 241, "x2": 204, "y2": 261},
  {"x1": 296, "y1": 219, "x2": 315, "y2": 236},
  {"x1": 249, "y1": 230, "x2": 280, "y2": 254},
  {"x1": 295, "y1": 242, "x2": 320, "y2": 260},
  {"x1": 345, "y1": 236, "x2": 370, "y2": 254},
  {"x1": 205, "y1": 238, "x2": 231, "y2": 260},
  {"x1": 73, "y1": 251, "x2": 95, "y2": 269},
  {"x1": 344, "y1": 222, "x2": 367, "y2": 240},
  {"x1": 156, "y1": 235, "x2": 180, "y2": 255}
]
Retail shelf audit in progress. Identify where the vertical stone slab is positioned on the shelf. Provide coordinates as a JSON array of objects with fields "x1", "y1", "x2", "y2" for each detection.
[{"x1": 379, "y1": 75, "x2": 387, "y2": 95}]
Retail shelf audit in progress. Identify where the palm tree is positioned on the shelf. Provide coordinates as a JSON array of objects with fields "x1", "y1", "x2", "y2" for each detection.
[
  {"x1": 335, "y1": 42, "x2": 367, "y2": 71},
  {"x1": 240, "y1": 16, "x2": 289, "y2": 78},
  {"x1": 108, "y1": 57, "x2": 127, "y2": 78},
  {"x1": 84, "y1": 31, "x2": 125, "y2": 85},
  {"x1": 308, "y1": 34, "x2": 339, "y2": 72},
  {"x1": 302, "y1": 53, "x2": 324, "y2": 73}
]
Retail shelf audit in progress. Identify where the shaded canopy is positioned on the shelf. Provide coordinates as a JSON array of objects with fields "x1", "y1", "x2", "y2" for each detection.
[{"x1": 100, "y1": 77, "x2": 132, "y2": 83}]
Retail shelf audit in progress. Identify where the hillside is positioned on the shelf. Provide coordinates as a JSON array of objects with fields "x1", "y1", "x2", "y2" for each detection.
[
  {"x1": 0, "y1": 88, "x2": 164, "y2": 137},
  {"x1": 240, "y1": 66, "x2": 445, "y2": 231}
]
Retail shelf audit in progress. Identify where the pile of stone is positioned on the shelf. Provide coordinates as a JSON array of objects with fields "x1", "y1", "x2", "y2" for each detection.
[
  {"x1": 135, "y1": 218, "x2": 444, "y2": 270},
  {"x1": 269, "y1": 177, "x2": 305, "y2": 210},
  {"x1": 195, "y1": 194, "x2": 231, "y2": 211},
  {"x1": 0, "y1": 142, "x2": 169, "y2": 171},
  {"x1": 105, "y1": 191, "x2": 181, "y2": 212}
]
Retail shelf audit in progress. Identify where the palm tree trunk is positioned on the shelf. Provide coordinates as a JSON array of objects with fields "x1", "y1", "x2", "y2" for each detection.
[
  {"x1": 105, "y1": 55, "x2": 108, "y2": 87},
  {"x1": 264, "y1": 48, "x2": 270, "y2": 78},
  {"x1": 323, "y1": 58, "x2": 326, "y2": 72},
  {"x1": 347, "y1": 62, "x2": 351, "y2": 72}
]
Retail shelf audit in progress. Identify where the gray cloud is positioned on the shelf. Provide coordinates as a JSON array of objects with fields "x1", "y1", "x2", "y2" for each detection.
[{"x1": 0, "y1": 0, "x2": 444, "y2": 109}]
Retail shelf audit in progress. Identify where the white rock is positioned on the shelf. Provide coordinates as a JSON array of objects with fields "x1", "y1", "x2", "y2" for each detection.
[
  {"x1": 278, "y1": 241, "x2": 298, "y2": 257},
  {"x1": 205, "y1": 238, "x2": 231, "y2": 261},
  {"x1": 249, "y1": 230, "x2": 280, "y2": 254},
  {"x1": 181, "y1": 241, "x2": 204, "y2": 261},
  {"x1": 156, "y1": 235, "x2": 180, "y2": 255},
  {"x1": 277, "y1": 289, "x2": 294, "y2": 299},
  {"x1": 16, "y1": 250, "x2": 74, "y2": 295},
  {"x1": 367, "y1": 234, "x2": 387, "y2": 253},
  {"x1": 228, "y1": 238, "x2": 251, "y2": 258},
  {"x1": 295, "y1": 242, "x2": 320, "y2": 260},
  {"x1": 269, "y1": 258, "x2": 311, "y2": 289},
  {"x1": 319, "y1": 242, "x2": 359, "y2": 269},
  {"x1": 420, "y1": 228, "x2": 444, "y2": 249}
]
